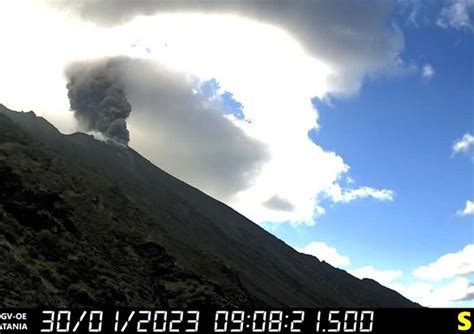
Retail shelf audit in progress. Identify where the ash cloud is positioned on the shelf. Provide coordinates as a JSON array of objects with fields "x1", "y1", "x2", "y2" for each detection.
[
  {"x1": 64, "y1": 57, "x2": 270, "y2": 200},
  {"x1": 65, "y1": 58, "x2": 131, "y2": 144}
]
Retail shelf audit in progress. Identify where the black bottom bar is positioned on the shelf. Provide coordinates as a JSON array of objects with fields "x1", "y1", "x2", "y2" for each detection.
[{"x1": 0, "y1": 308, "x2": 471, "y2": 334}]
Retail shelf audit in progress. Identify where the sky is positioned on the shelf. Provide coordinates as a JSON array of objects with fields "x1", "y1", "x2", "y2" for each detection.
[{"x1": 0, "y1": 0, "x2": 472, "y2": 307}]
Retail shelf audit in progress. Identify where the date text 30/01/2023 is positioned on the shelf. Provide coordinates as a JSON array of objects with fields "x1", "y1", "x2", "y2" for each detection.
[{"x1": 40, "y1": 309, "x2": 375, "y2": 333}]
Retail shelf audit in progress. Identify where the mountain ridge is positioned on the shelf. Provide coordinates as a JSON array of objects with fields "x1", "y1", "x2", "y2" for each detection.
[{"x1": 0, "y1": 104, "x2": 417, "y2": 307}]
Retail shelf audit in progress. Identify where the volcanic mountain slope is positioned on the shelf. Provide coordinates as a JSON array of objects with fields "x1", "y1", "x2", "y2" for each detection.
[{"x1": 0, "y1": 104, "x2": 417, "y2": 307}]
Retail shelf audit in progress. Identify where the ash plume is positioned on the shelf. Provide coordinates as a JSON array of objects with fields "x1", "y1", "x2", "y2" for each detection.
[{"x1": 65, "y1": 58, "x2": 131, "y2": 144}]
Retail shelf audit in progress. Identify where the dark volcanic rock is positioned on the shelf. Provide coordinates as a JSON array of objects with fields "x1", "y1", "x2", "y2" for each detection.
[
  {"x1": 0, "y1": 111, "x2": 251, "y2": 307},
  {"x1": 0, "y1": 104, "x2": 417, "y2": 307}
]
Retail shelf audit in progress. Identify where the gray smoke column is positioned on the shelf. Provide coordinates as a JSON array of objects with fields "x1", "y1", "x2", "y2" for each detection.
[{"x1": 65, "y1": 58, "x2": 131, "y2": 144}]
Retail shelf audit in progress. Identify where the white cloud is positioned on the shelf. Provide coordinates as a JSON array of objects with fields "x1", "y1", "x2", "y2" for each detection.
[
  {"x1": 437, "y1": 0, "x2": 474, "y2": 30},
  {"x1": 351, "y1": 252, "x2": 474, "y2": 306},
  {"x1": 350, "y1": 266, "x2": 403, "y2": 286},
  {"x1": 391, "y1": 278, "x2": 474, "y2": 307},
  {"x1": 413, "y1": 244, "x2": 474, "y2": 281},
  {"x1": 326, "y1": 184, "x2": 395, "y2": 203},
  {"x1": 458, "y1": 200, "x2": 474, "y2": 216},
  {"x1": 422, "y1": 278, "x2": 474, "y2": 306},
  {"x1": 453, "y1": 133, "x2": 474, "y2": 156},
  {"x1": 394, "y1": 245, "x2": 474, "y2": 306},
  {"x1": 389, "y1": 281, "x2": 433, "y2": 301},
  {"x1": 51, "y1": 0, "x2": 405, "y2": 95},
  {"x1": 0, "y1": 1, "x2": 400, "y2": 225},
  {"x1": 297, "y1": 241, "x2": 474, "y2": 306},
  {"x1": 296, "y1": 242, "x2": 351, "y2": 267},
  {"x1": 422, "y1": 64, "x2": 434, "y2": 79}
]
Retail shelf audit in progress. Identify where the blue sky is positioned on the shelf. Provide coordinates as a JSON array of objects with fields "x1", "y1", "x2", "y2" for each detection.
[{"x1": 263, "y1": 5, "x2": 474, "y2": 306}]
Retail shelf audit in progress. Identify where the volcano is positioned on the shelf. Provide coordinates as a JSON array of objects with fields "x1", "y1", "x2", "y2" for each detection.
[{"x1": 0, "y1": 104, "x2": 416, "y2": 307}]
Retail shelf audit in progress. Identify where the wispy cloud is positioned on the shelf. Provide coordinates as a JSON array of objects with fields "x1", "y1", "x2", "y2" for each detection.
[
  {"x1": 422, "y1": 64, "x2": 435, "y2": 79},
  {"x1": 452, "y1": 133, "x2": 474, "y2": 157},
  {"x1": 397, "y1": 0, "x2": 474, "y2": 32},
  {"x1": 457, "y1": 200, "x2": 474, "y2": 216},
  {"x1": 326, "y1": 184, "x2": 395, "y2": 203},
  {"x1": 437, "y1": 0, "x2": 474, "y2": 31}
]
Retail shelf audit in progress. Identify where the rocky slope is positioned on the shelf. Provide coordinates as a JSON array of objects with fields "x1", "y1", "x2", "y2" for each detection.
[{"x1": 0, "y1": 104, "x2": 417, "y2": 307}]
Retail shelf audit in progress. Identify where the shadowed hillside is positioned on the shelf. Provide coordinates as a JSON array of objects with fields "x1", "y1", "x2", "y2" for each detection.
[{"x1": 0, "y1": 104, "x2": 417, "y2": 307}]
